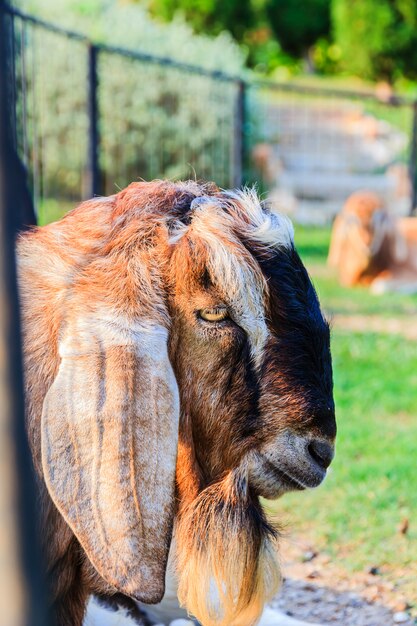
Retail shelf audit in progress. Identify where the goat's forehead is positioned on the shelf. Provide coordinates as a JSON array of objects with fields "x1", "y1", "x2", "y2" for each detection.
[
  {"x1": 187, "y1": 188, "x2": 295, "y2": 248},
  {"x1": 170, "y1": 188, "x2": 297, "y2": 362},
  {"x1": 170, "y1": 188, "x2": 294, "y2": 251}
]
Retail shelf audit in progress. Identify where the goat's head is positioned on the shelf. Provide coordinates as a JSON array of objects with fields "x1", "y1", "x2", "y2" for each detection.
[
  {"x1": 24, "y1": 181, "x2": 335, "y2": 626},
  {"x1": 168, "y1": 189, "x2": 335, "y2": 491}
]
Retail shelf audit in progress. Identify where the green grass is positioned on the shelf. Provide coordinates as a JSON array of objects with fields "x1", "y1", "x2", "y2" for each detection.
[{"x1": 268, "y1": 225, "x2": 417, "y2": 598}]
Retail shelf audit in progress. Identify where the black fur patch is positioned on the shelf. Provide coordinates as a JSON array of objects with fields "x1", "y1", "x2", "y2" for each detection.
[
  {"x1": 257, "y1": 245, "x2": 335, "y2": 438},
  {"x1": 94, "y1": 594, "x2": 153, "y2": 625},
  {"x1": 214, "y1": 324, "x2": 261, "y2": 442}
]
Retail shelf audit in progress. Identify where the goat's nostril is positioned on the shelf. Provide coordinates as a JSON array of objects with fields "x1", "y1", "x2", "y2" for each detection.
[{"x1": 308, "y1": 440, "x2": 334, "y2": 470}]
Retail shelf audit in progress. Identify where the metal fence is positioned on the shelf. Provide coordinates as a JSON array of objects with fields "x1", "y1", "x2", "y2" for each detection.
[
  {"x1": 4, "y1": 2, "x2": 417, "y2": 227},
  {"x1": 5, "y1": 4, "x2": 245, "y2": 225}
]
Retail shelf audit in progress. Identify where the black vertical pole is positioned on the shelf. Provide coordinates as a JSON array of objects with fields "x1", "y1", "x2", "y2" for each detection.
[
  {"x1": 233, "y1": 79, "x2": 246, "y2": 188},
  {"x1": 4, "y1": 8, "x2": 36, "y2": 227},
  {"x1": 87, "y1": 43, "x2": 100, "y2": 198},
  {"x1": 0, "y1": 2, "x2": 49, "y2": 624},
  {"x1": 17, "y1": 17, "x2": 37, "y2": 228},
  {"x1": 409, "y1": 101, "x2": 417, "y2": 216}
]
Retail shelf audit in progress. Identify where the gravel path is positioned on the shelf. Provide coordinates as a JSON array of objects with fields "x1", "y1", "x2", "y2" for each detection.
[
  {"x1": 273, "y1": 578, "x2": 414, "y2": 626},
  {"x1": 274, "y1": 534, "x2": 416, "y2": 626}
]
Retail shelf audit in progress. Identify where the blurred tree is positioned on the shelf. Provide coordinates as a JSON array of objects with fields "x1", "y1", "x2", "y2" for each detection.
[
  {"x1": 265, "y1": 0, "x2": 331, "y2": 67},
  {"x1": 148, "y1": 0, "x2": 255, "y2": 41},
  {"x1": 332, "y1": 0, "x2": 417, "y2": 82}
]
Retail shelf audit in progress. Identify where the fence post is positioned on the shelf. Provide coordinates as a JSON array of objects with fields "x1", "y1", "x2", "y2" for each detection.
[
  {"x1": 0, "y1": 1, "x2": 50, "y2": 624},
  {"x1": 3, "y1": 7, "x2": 36, "y2": 227},
  {"x1": 87, "y1": 43, "x2": 100, "y2": 198},
  {"x1": 233, "y1": 79, "x2": 247, "y2": 188},
  {"x1": 409, "y1": 101, "x2": 417, "y2": 216}
]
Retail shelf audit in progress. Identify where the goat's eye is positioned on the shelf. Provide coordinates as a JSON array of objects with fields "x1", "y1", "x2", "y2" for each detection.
[{"x1": 199, "y1": 307, "x2": 229, "y2": 322}]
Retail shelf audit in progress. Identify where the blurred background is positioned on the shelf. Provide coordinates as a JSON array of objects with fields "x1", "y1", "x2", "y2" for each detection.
[{"x1": 2, "y1": 0, "x2": 417, "y2": 624}]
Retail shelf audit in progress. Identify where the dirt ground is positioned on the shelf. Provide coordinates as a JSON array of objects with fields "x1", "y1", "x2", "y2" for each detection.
[
  {"x1": 331, "y1": 314, "x2": 417, "y2": 341},
  {"x1": 274, "y1": 533, "x2": 416, "y2": 626}
]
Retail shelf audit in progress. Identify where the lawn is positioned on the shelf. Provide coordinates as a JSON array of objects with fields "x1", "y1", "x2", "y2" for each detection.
[{"x1": 268, "y1": 224, "x2": 417, "y2": 604}]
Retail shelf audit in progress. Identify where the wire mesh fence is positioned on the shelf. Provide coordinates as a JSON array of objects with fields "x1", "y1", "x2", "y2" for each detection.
[
  {"x1": 97, "y1": 49, "x2": 241, "y2": 195},
  {"x1": 5, "y1": 4, "x2": 244, "y2": 225},
  {"x1": 5, "y1": 2, "x2": 417, "y2": 226},
  {"x1": 7, "y1": 7, "x2": 89, "y2": 223}
]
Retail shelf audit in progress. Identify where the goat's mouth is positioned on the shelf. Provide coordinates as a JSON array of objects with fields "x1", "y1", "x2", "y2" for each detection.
[
  {"x1": 262, "y1": 458, "x2": 310, "y2": 491},
  {"x1": 261, "y1": 457, "x2": 326, "y2": 493},
  {"x1": 248, "y1": 447, "x2": 330, "y2": 499}
]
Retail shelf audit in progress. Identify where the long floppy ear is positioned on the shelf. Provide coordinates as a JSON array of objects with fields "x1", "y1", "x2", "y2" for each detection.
[{"x1": 41, "y1": 302, "x2": 179, "y2": 601}]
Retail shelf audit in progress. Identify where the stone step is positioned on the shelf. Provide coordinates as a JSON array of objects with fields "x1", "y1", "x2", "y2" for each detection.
[{"x1": 278, "y1": 169, "x2": 396, "y2": 200}]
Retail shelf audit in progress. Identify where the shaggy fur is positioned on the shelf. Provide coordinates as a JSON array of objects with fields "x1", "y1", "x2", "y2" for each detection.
[
  {"x1": 17, "y1": 181, "x2": 335, "y2": 626},
  {"x1": 175, "y1": 463, "x2": 280, "y2": 626}
]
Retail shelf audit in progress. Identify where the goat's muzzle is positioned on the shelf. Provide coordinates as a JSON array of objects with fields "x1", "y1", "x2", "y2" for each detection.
[{"x1": 248, "y1": 432, "x2": 335, "y2": 499}]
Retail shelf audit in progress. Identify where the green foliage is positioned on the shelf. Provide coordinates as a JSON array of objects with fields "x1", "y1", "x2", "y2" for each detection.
[
  {"x1": 148, "y1": 0, "x2": 255, "y2": 41},
  {"x1": 19, "y1": 0, "x2": 245, "y2": 72},
  {"x1": 310, "y1": 38, "x2": 341, "y2": 75},
  {"x1": 16, "y1": 0, "x2": 246, "y2": 198},
  {"x1": 332, "y1": 0, "x2": 417, "y2": 82},
  {"x1": 243, "y1": 24, "x2": 303, "y2": 75},
  {"x1": 265, "y1": 0, "x2": 331, "y2": 59}
]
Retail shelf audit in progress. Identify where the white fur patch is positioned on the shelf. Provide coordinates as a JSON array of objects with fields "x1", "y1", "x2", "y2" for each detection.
[
  {"x1": 84, "y1": 597, "x2": 139, "y2": 626},
  {"x1": 59, "y1": 315, "x2": 169, "y2": 358},
  {"x1": 84, "y1": 597, "x2": 325, "y2": 626},
  {"x1": 223, "y1": 188, "x2": 294, "y2": 249},
  {"x1": 171, "y1": 187, "x2": 294, "y2": 250}
]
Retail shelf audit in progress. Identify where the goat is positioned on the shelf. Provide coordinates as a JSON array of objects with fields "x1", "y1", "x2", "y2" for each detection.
[
  {"x1": 17, "y1": 180, "x2": 336, "y2": 626},
  {"x1": 328, "y1": 190, "x2": 417, "y2": 293}
]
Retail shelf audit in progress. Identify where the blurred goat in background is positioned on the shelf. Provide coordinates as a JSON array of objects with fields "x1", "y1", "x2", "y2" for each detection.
[{"x1": 328, "y1": 190, "x2": 417, "y2": 293}]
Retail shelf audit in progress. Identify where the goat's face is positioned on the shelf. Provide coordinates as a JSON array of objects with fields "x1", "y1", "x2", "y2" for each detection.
[{"x1": 168, "y1": 192, "x2": 335, "y2": 501}]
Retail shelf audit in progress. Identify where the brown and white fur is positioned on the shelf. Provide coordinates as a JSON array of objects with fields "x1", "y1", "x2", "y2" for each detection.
[
  {"x1": 18, "y1": 181, "x2": 336, "y2": 626},
  {"x1": 328, "y1": 190, "x2": 417, "y2": 293}
]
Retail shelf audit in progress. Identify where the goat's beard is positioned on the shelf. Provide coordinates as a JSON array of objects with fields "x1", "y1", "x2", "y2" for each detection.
[{"x1": 175, "y1": 464, "x2": 281, "y2": 626}]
